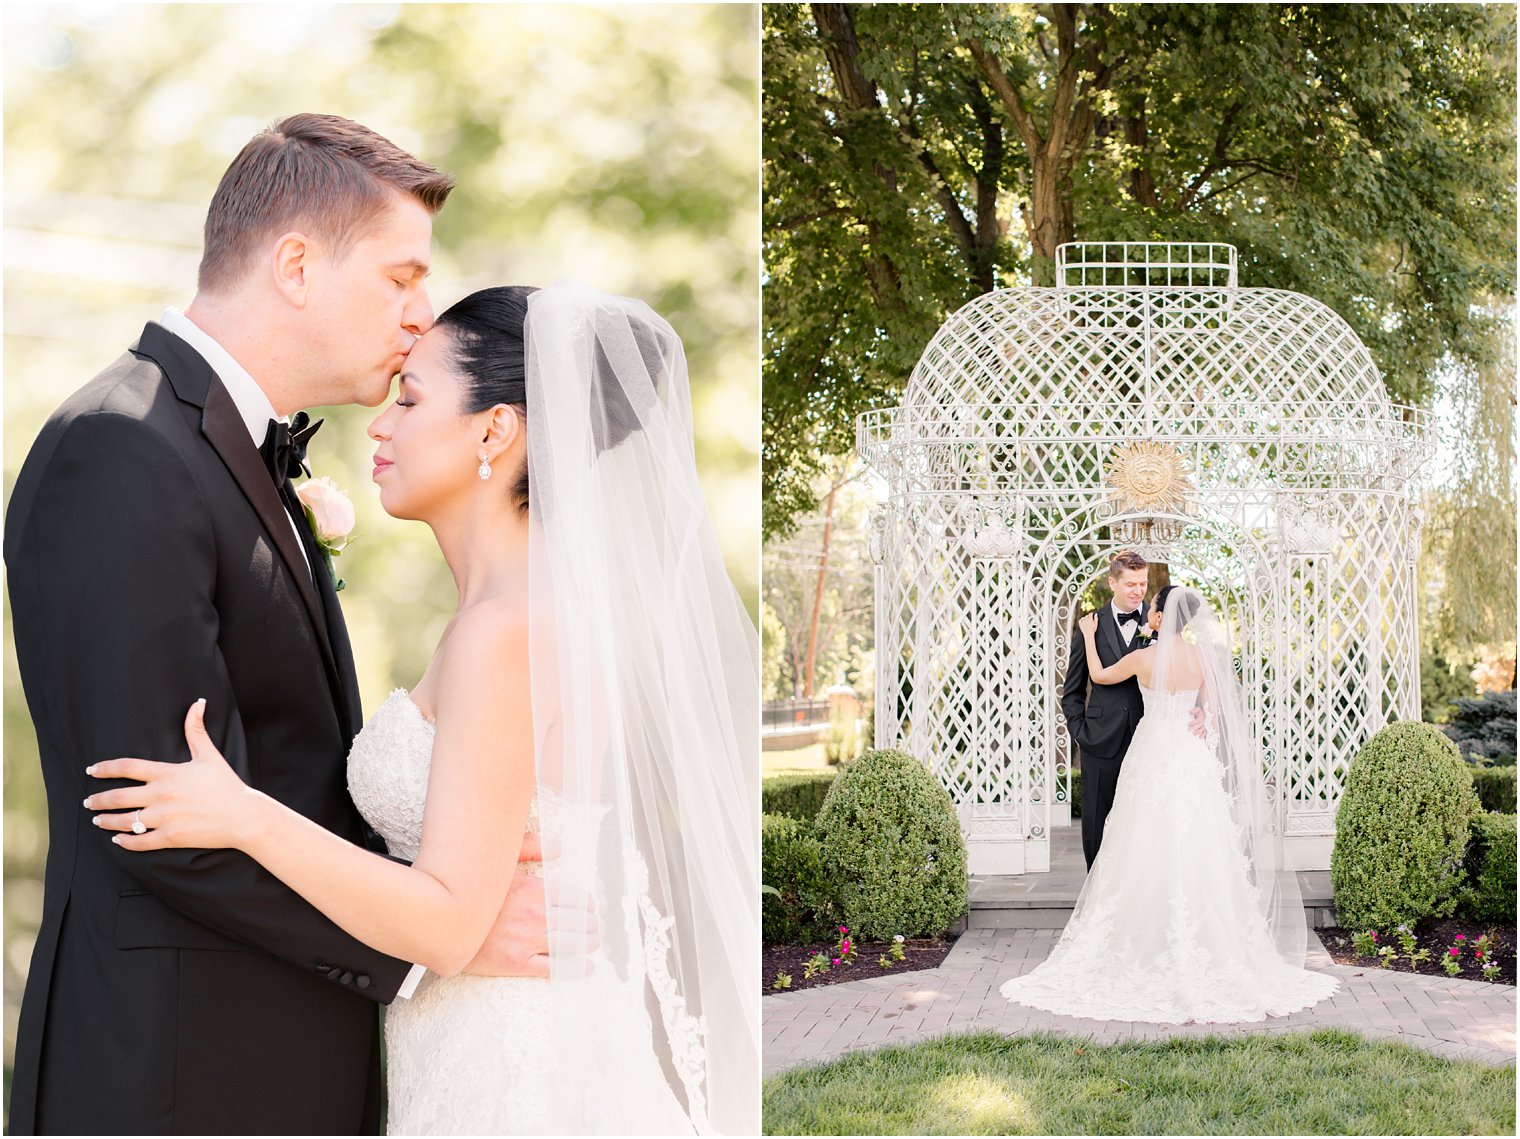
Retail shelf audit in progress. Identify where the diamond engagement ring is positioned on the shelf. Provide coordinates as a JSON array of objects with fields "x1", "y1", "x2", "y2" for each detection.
[{"x1": 132, "y1": 811, "x2": 147, "y2": 835}]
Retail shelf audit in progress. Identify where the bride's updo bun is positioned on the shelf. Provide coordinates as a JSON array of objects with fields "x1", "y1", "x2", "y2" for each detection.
[
  {"x1": 434, "y1": 285, "x2": 539, "y2": 511},
  {"x1": 1154, "y1": 584, "x2": 1202, "y2": 629}
]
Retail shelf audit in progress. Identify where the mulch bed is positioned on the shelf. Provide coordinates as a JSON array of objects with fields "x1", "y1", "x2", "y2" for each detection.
[
  {"x1": 1315, "y1": 918, "x2": 1515, "y2": 986},
  {"x1": 763, "y1": 934, "x2": 958, "y2": 995}
]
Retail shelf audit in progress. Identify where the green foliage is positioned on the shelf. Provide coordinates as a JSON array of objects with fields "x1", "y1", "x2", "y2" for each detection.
[
  {"x1": 763, "y1": 4, "x2": 1517, "y2": 542},
  {"x1": 1069, "y1": 766, "x2": 1083, "y2": 820},
  {"x1": 1420, "y1": 643, "x2": 1475, "y2": 724},
  {"x1": 1331, "y1": 722, "x2": 1481, "y2": 932},
  {"x1": 1471, "y1": 767, "x2": 1518, "y2": 815},
  {"x1": 815, "y1": 748, "x2": 968, "y2": 939},
  {"x1": 761, "y1": 771, "x2": 838, "y2": 823},
  {"x1": 1459, "y1": 813, "x2": 1517, "y2": 923},
  {"x1": 762, "y1": 812, "x2": 839, "y2": 946},
  {"x1": 1442, "y1": 690, "x2": 1518, "y2": 766}
]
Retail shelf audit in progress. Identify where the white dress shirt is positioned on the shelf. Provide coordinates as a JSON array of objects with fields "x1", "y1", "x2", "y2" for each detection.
[
  {"x1": 156, "y1": 308, "x2": 425, "y2": 1000},
  {"x1": 1111, "y1": 599, "x2": 1144, "y2": 646}
]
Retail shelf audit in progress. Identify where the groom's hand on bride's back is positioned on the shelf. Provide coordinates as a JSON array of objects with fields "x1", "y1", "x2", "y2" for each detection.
[{"x1": 462, "y1": 854, "x2": 599, "y2": 978}]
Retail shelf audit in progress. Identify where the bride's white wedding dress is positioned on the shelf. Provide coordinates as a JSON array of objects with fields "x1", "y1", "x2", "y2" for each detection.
[
  {"x1": 999, "y1": 683, "x2": 1339, "y2": 1024},
  {"x1": 347, "y1": 689, "x2": 554, "y2": 1134},
  {"x1": 348, "y1": 689, "x2": 692, "y2": 1135}
]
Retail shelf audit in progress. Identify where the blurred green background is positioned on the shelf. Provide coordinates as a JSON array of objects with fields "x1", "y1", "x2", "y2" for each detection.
[{"x1": 3, "y1": 2, "x2": 758, "y2": 1091}]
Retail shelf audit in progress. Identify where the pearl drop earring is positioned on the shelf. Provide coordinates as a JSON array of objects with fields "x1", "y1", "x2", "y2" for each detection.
[{"x1": 477, "y1": 452, "x2": 493, "y2": 481}]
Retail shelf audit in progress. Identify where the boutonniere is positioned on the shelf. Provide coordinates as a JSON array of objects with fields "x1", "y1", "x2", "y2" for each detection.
[
  {"x1": 1135, "y1": 626, "x2": 1155, "y2": 644},
  {"x1": 295, "y1": 476, "x2": 356, "y2": 592}
]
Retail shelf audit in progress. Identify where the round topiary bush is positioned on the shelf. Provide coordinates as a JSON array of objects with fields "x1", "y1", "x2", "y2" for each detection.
[
  {"x1": 761, "y1": 813, "x2": 838, "y2": 945},
  {"x1": 1331, "y1": 721, "x2": 1481, "y2": 932},
  {"x1": 1460, "y1": 812, "x2": 1517, "y2": 923},
  {"x1": 814, "y1": 747, "x2": 967, "y2": 940}
]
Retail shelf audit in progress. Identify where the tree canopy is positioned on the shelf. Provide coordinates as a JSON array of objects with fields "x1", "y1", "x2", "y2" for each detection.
[{"x1": 763, "y1": 2, "x2": 1517, "y2": 554}]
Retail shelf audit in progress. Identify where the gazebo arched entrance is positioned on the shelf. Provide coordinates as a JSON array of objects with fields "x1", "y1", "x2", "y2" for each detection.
[{"x1": 861, "y1": 243, "x2": 1431, "y2": 873}]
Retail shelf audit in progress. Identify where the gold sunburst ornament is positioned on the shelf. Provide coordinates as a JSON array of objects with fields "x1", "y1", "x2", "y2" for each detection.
[{"x1": 1105, "y1": 440, "x2": 1193, "y2": 513}]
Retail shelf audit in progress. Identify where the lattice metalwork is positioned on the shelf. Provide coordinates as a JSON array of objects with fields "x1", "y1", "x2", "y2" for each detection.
[{"x1": 860, "y1": 243, "x2": 1432, "y2": 873}]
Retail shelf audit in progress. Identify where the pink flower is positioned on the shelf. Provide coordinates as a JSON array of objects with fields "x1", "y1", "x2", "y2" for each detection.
[
  {"x1": 296, "y1": 477, "x2": 356, "y2": 544},
  {"x1": 841, "y1": 940, "x2": 851, "y2": 952},
  {"x1": 1370, "y1": 932, "x2": 1377, "y2": 941},
  {"x1": 839, "y1": 926, "x2": 848, "y2": 933},
  {"x1": 1450, "y1": 948, "x2": 1460, "y2": 956},
  {"x1": 1456, "y1": 934, "x2": 1466, "y2": 941},
  {"x1": 832, "y1": 957, "x2": 840, "y2": 965}
]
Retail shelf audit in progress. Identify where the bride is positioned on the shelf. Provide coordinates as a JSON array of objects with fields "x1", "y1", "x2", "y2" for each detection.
[
  {"x1": 84, "y1": 283, "x2": 758, "y2": 1133},
  {"x1": 1000, "y1": 584, "x2": 1338, "y2": 1024}
]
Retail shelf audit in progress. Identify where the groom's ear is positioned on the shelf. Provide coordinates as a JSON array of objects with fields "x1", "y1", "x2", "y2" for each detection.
[{"x1": 270, "y1": 231, "x2": 312, "y2": 307}]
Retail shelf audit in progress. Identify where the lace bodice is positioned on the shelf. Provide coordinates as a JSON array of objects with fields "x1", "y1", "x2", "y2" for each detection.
[
  {"x1": 347, "y1": 688, "x2": 539, "y2": 868},
  {"x1": 1139, "y1": 684, "x2": 1200, "y2": 725},
  {"x1": 345, "y1": 688, "x2": 559, "y2": 1135}
]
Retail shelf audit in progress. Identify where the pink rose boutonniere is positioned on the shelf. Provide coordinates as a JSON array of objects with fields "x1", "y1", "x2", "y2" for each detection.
[{"x1": 296, "y1": 476, "x2": 356, "y2": 592}]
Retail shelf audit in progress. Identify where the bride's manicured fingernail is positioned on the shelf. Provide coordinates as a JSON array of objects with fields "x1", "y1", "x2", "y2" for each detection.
[
  {"x1": 91, "y1": 815, "x2": 103, "y2": 826},
  {"x1": 85, "y1": 764, "x2": 96, "y2": 775},
  {"x1": 82, "y1": 797, "x2": 91, "y2": 808}
]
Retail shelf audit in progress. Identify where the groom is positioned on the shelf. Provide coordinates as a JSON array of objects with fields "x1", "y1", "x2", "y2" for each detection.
[
  {"x1": 1062, "y1": 550, "x2": 1152, "y2": 870},
  {"x1": 6, "y1": 115, "x2": 546, "y2": 1135}
]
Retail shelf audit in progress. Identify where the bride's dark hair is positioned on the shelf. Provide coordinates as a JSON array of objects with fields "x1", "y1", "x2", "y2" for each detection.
[
  {"x1": 1154, "y1": 584, "x2": 1201, "y2": 629},
  {"x1": 434, "y1": 285, "x2": 539, "y2": 512}
]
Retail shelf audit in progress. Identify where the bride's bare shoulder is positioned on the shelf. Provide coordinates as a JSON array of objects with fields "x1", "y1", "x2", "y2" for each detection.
[{"x1": 436, "y1": 599, "x2": 531, "y2": 684}]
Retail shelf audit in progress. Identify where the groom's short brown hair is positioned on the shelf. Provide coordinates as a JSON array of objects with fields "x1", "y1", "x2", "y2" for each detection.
[
  {"x1": 1108, "y1": 550, "x2": 1147, "y2": 578},
  {"x1": 197, "y1": 113, "x2": 454, "y2": 293}
]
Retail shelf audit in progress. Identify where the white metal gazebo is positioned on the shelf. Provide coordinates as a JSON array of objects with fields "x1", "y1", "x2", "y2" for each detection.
[{"x1": 859, "y1": 243, "x2": 1433, "y2": 874}]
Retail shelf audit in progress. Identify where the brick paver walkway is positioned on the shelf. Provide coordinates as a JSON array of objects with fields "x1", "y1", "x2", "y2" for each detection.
[{"x1": 764, "y1": 929, "x2": 1516, "y2": 1075}]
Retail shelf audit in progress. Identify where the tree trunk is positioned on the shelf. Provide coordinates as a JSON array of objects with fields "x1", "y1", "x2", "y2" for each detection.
[{"x1": 803, "y1": 482, "x2": 838, "y2": 697}]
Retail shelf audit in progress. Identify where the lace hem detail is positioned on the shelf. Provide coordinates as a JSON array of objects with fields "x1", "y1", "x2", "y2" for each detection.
[{"x1": 627, "y1": 845, "x2": 709, "y2": 1132}]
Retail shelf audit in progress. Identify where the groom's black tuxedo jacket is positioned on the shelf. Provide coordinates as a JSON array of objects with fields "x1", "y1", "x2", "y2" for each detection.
[
  {"x1": 4, "y1": 323, "x2": 412, "y2": 1135},
  {"x1": 1061, "y1": 604, "x2": 1150, "y2": 761}
]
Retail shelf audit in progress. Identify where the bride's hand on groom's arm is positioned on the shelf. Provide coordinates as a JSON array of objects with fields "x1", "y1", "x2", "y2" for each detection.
[
  {"x1": 85, "y1": 699, "x2": 265, "y2": 851},
  {"x1": 1078, "y1": 612, "x2": 1098, "y2": 638}
]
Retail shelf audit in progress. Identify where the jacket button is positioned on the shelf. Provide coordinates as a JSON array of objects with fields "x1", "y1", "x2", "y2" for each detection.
[
  {"x1": 340, "y1": 971, "x2": 355, "y2": 985},
  {"x1": 356, "y1": 974, "x2": 371, "y2": 990}
]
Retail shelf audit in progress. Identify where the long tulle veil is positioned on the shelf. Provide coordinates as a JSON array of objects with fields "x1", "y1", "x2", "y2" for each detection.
[
  {"x1": 524, "y1": 282, "x2": 759, "y2": 1133},
  {"x1": 1150, "y1": 586, "x2": 1309, "y2": 967}
]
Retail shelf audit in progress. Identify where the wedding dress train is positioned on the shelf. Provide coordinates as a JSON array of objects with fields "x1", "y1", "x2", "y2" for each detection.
[{"x1": 999, "y1": 683, "x2": 1339, "y2": 1024}]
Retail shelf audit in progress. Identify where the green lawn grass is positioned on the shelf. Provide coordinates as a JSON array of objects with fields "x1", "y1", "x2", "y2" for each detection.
[
  {"x1": 763, "y1": 1029, "x2": 1515, "y2": 1135},
  {"x1": 763, "y1": 741, "x2": 831, "y2": 776}
]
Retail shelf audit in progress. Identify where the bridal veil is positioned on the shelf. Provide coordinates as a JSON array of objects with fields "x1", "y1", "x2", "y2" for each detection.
[
  {"x1": 523, "y1": 283, "x2": 759, "y2": 1134},
  {"x1": 1150, "y1": 586, "x2": 1310, "y2": 968}
]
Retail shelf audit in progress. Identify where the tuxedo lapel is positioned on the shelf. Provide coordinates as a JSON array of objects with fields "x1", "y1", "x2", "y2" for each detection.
[
  {"x1": 134, "y1": 324, "x2": 347, "y2": 726},
  {"x1": 1100, "y1": 606, "x2": 1124, "y2": 663}
]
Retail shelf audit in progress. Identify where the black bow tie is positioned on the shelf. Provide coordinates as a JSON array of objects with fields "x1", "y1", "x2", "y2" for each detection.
[
  {"x1": 1117, "y1": 608, "x2": 1144, "y2": 626},
  {"x1": 260, "y1": 411, "x2": 322, "y2": 485}
]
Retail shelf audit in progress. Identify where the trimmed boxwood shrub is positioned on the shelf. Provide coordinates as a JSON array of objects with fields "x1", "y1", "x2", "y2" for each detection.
[
  {"x1": 1460, "y1": 812, "x2": 1517, "y2": 923},
  {"x1": 814, "y1": 748, "x2": 967, "y2": 940},
  {"x1": 1332, "y1": 721, "x2": 1481, "y2": 932},
  {"x1": 1471, "y1": 766, "x2": 1518, "y2": 814},
  {"x1": 761, "y1": 771, "x2": 838, "y2": 823},
  {"x1": 761, "y1": 813, "x2": 838, "y2": 945}
]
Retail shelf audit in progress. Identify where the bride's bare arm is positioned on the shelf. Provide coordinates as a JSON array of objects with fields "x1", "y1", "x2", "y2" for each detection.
[
  {"x1": 85, "y1": 609, "x2": 536, "y2": 978},
  {"x1": 1077, "y1": 611, "x2": 1149, "y2": 685}
]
